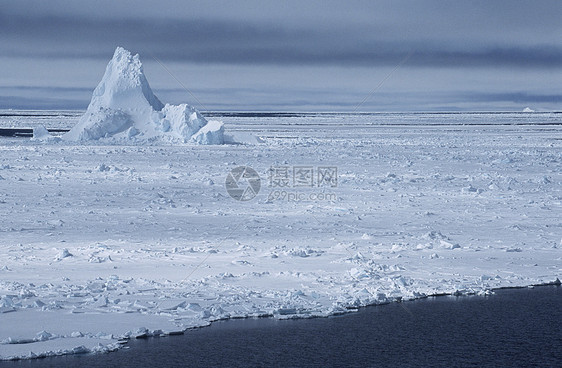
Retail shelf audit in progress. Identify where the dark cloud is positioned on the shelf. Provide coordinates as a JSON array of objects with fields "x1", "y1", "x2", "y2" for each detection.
[
  {"x1": 0, "y1": 95, "x2": 86, "y2": 110},
  {"x1": 1, "y1": 7, "x2": 560, "y2": 68},
  {"x1": 464, "y1": 92, "x2": 562, "y2": 104}
]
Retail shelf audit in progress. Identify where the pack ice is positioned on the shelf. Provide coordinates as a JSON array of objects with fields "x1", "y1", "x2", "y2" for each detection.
[{"x1": 63, "y1": 47, "x2": 224, "y2": 144}]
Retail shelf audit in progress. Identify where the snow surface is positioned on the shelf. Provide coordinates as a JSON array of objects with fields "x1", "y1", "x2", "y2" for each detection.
[
  {"x1": 0, "y1": 111, "x2": 560, "y2": 360},
  {"x1": 62, "y1": 47, "x2": 224, "y2": 144}
]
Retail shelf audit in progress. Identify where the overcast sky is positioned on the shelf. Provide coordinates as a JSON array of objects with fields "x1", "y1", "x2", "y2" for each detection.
[{"x1": 1, "y1": 0, "x2": 560, "y2": 111}]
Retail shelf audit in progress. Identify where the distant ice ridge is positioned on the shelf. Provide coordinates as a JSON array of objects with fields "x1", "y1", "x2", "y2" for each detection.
[
  {"x1": 32, "y1": 125, "x2": 59, "y2": 142},
  {"x1": 63, "y1": 47, "x2": 224, "y2": 144}
]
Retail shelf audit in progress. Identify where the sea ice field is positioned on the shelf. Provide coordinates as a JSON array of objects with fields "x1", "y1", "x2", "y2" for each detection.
[{"x1": 0, "y1": 110, "x2": 560, "y2": 360}]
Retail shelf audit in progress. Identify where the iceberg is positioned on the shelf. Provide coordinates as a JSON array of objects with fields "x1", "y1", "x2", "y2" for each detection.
[{"x1": 64, "y1": 47, "x2": 224, "y2": 144}]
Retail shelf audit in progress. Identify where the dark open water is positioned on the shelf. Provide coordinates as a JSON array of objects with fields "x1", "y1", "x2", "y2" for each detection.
[{"x1": 5, "y1": 286, "x2": 561, "y2": 368}]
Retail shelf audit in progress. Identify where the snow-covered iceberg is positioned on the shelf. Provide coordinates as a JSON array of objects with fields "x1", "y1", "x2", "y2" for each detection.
[{"x1": 63, "y1": 47, "x2": 224, "y2": 144}]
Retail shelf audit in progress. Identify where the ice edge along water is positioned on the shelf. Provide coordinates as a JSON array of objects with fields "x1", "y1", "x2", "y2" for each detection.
[{"x1": 2, "y1": 283, "x2": 561, "y2": 361}]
